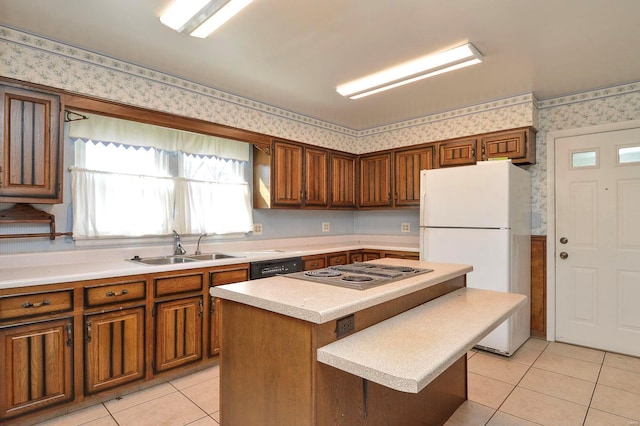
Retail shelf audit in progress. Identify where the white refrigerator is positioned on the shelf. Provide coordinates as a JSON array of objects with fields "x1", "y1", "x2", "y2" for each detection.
[{"x1": 419, "y1": 161, "x2": 531, "y2": 356}]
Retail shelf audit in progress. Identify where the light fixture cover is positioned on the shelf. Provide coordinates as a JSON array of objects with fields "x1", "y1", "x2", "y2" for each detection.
[
  {"x1": 337, "y1": 43, "x2": 483, "y2": 99},
  {"x1": 160, "y1": 0, "x2": 253, "y2": 38}
]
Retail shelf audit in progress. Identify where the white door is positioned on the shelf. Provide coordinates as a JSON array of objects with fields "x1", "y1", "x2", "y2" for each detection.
[{"x1": 555, "y1": 128, "x2": 640, "y2": 356}]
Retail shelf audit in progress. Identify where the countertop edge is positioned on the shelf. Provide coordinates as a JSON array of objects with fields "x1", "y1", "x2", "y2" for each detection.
[{"x1": 316, "y1": 288, "x2": 527, "y2": 393}]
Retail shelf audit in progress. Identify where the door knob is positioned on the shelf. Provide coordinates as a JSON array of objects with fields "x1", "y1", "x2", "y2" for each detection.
[
  {"x1": 559, "y1": 252, "x2": 569, "y2": 260},
  {"x1": 560, "y1": 237, "x2": 568, "y2": 244}
]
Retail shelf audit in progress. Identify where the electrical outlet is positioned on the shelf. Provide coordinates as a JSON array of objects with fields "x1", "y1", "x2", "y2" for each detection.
[
  {"x1": 401, "y1": 223, "x2": 410, "y2": 233},
  {"x1": 253, "y1": 223, "x2": 263, "y2": 235},
  {"x1": 336, "y1": 314, "x2": 355, "y2": 338},
  {"x1": 322, "y1": 222, "x2": 330, "y2": 232}
]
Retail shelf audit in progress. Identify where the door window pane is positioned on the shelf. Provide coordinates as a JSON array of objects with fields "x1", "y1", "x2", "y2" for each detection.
[
  {"x1": 571, "y1": 150, "x2": 598, "y2": 168},
  {"x1": 618, "y1": 146, "x2": 640, "y2": 165}
]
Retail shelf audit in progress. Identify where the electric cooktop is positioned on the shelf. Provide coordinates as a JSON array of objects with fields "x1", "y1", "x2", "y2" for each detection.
[{"x1": 284, "y1": 262, "x2": 433, "y2": 290}]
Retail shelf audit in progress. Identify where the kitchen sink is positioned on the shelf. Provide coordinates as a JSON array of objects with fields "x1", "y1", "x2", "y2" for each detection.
[
  {"x1": 187, "y1": 253, "x2": 238, "y2": 261},
  {"x1": 129, "y1": 253, "x2": 241, "y2": 265}
]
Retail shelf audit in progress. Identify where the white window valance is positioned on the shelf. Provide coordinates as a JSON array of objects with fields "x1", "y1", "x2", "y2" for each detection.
[{"x1": 68, "y1": 112, "x2": 249, "y2": 162}]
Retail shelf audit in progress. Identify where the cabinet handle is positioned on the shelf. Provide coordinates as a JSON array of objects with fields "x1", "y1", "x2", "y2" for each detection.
[
  {"x1": 22, "y1": 299, "x2": 51, "y2": 308},
  {"x1": 86, "y1": 321, "x2": 92, "y2": 342},
  {"x1": 106, "y1": 289, "x2": 129, "y2": 297},
  {"x1": 210, "y1": 296, "x2": 215, "y2": 314},
  {"x1": 66, "y1": 322, "x2": 73, "y2": 346},
  {"x1": 199, "y1": 299, "x2": 204, "y2": 318}
]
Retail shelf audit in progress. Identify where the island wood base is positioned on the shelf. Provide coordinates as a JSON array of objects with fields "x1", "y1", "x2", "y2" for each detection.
[{"x1": 218, "y1": 275, "x2": 466, "y2": 425}]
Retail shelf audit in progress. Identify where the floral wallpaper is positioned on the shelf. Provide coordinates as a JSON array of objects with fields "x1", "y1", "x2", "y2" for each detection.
[
  {"x1": 0, "y1": 26, "x2": 534, "y2": 152},
  {"x1": 1, "y1": 25, "x2": 639, "y2": 249}
]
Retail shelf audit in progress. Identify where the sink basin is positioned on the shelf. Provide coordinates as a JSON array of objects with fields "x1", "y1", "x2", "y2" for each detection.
[
  {"x1": 131, "y1": 256, "x2": 198, "y2": 265},
  {"x1": 129, "y1": 252, "x2": 240, "y2": 265},
  {"x1": 187, "y1": 253, "x2": 239, "y2": 261}
]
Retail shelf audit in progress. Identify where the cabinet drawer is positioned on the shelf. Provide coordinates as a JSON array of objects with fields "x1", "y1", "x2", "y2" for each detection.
[
  {"x1": 210, "y1": 268, "x2": 249, "y2": 286},
  {"x1": 303, "y1": 257, "x2": 326, "y2": 271},
  {"x1": 0, "y1": 289, "x2": 73, "y2": 321},
  {"x1": 327, "y1": 254, "x2": 348, "y2": 266},
  {"x1": 155, "y1": 273, "x2": 203, "y2": 297},
  {"x1": 85, "y1": 280, "x2": 146, "y2": 308}
]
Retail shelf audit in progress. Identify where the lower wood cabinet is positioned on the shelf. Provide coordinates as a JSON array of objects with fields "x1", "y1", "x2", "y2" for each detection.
[
  {"x1": 84, "y1": 307, "x2": 145, "y2": 394},
  {"x1": 154, "y1": 296, "x2": 203, "y2": 373},
  {"x1": 208, "y1": 265, "x2": 250, "y2": 357},
  {"x1": 0, "y1": 317, "x2": 74, "y2": 419}
]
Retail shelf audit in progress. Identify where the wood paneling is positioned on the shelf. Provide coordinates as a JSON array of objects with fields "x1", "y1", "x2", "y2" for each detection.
[
  {"x1": 359, "y1": 153, "x2": 392, "y2": 207},
  {"x1": 531, "y1": 236, "x2": 547, "y2": 338}
]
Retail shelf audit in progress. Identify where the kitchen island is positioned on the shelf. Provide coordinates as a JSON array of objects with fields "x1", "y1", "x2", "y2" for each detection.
[{"x1": 211, "y1": 259, "x2": 526, "y2": 425}]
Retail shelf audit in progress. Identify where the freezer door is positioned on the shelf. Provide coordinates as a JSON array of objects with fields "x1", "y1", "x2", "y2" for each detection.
[{"x1": 421, "y1": 162, "x2": 514, "y2": 228}]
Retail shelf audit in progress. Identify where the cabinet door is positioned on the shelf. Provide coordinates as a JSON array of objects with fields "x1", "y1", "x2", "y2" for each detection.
[
  {"x1": 359, "y1": 153, "x2": 392, "y2": 207},
  {"x1": 394, "y1": 146, "x2": 434, "y2": 206},
  {"x1": 0, "y1": 86, "x2": 62, "y2": 203},
  {"x1": 209, "y1": 266, "x2": 249, "y2": 357},
  {"x1": 85, "y1": 308, "x2": 145, "y2": 394},
  {"x1": 0, "y1": 318, "x2": 73, "y2": 419},
  {"x1": 438, "y1": 138, "x2": 477, "y2": 167},
  {"x1": 330, "y1": 153, "x2": 357, "y2": 208},
  {"x1": 481, "y1": 128, "x2": 536, "y2": 164},
  {"x1": 304, "y1": 147, "x2": 328, "y2": 207},
  {"x1": 272, "y1": 141, "x2": 304, "y2": 206},
  {"x1": 155, "y1": 297, "x2": 203, "y2": 372}
]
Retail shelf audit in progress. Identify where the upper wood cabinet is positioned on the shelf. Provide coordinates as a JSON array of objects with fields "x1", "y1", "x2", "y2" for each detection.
[
  {"x1": 0, "y1": 85, "x2": 63, "y2": 203},
  {"x1": 304, "y1": 146, "x2": 329, "y2": 207},
  {"x1": 329, "y1": 152, "x2": 357, "y2": 208},
  {"x1": 258, "y1": 140, "x2": 329, "y2": 208},
  {"x1": 393, "y1": 146, "x2": 434, "y2": 206},
  {"x1": 359, "y1": 152, "x2": 392, "y2": 208},
  {"x1": 438, "y1": 138, "x2": 477, "y2": 167},
  {"x1": 480, "y1": 127, "x2": 536, "y2": 164},
  {"x1": 272, "y1": 140, "x2": 304, "y2": 206}
]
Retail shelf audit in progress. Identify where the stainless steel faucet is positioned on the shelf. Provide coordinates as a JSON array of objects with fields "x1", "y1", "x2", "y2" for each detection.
[
  {"x1": 172, "y1": 230, "x2": 187, "y2": 255},
  {"x1": 195, "y1": 233, "x2": 209, "y2": 255}
]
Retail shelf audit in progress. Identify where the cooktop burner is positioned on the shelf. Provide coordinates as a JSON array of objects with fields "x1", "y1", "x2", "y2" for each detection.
[{"x1": 285, "y1": 262, "x2": 433, "y2": 290}]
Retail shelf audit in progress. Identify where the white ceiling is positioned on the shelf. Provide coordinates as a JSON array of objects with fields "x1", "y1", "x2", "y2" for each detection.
[{"x1": 2, "y1": 0, "x2": 639, "y2": 130}]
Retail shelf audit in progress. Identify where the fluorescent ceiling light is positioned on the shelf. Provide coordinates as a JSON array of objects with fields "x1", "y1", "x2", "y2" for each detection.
[
  {"x1": 337, "y1": 43, "x2": 483, "y2": 99},
  {"x1": 160, "y1": 0, "x2": 253, "y2": 38}
]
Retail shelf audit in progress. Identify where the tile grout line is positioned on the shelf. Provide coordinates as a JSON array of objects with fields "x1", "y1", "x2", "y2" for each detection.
[{"x1": 482, "y1": 341, "x2": 549, "y2": 425}]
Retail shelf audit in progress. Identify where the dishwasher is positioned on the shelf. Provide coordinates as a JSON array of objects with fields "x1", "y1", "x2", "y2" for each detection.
[{"x1": 249, "y1": 257, "x2": 303, "y2": 280}]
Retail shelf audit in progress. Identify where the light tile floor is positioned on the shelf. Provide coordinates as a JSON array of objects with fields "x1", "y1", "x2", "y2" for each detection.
[{"x1": 34, "y1": 338, "x2": 640, "y2": 425}]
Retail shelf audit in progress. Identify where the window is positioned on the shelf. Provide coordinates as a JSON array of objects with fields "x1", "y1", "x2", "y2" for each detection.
[
  {"x1": 69, "y1": 113, "x2": 252, "y2": 238},
  {"x1": 571, "y1": 149, "x2": 598, "y2": 169},
  {"x1": 618, "y1": 145, "x2": 640, "y2": 165}
]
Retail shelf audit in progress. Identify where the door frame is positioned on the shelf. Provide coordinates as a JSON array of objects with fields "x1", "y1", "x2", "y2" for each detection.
[{"x1": 545, "y1": 118, "x2": 640, "y2": 342}]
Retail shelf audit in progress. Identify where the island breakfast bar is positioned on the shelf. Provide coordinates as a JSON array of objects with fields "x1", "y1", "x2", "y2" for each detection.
[{"x1": 210, "y1": 259, "x2": 526, "y2": 425}]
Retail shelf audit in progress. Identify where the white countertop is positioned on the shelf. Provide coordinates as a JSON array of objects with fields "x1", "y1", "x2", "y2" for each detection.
[
  {"x1": 316, "y1": 287, "x2": 526, "y2": 393},
  {"x1": 210, "y1": 259, "x2": 472, "y2": 323},
  {"x1": 0, "y1": 235, "x2": 418, "y2": 289}
]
